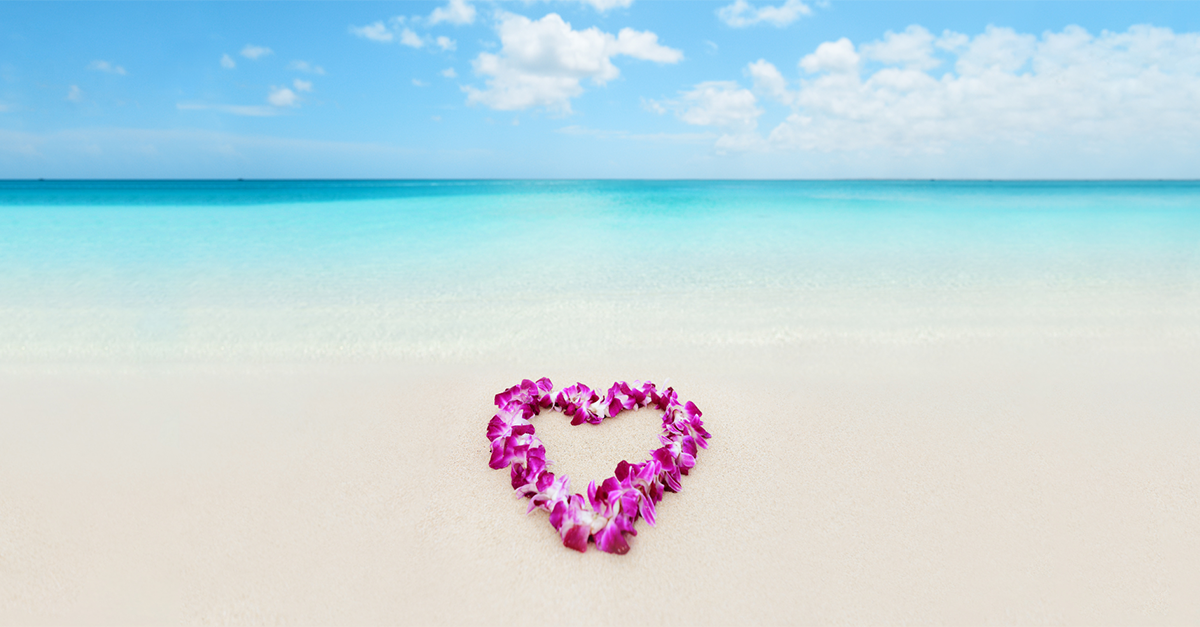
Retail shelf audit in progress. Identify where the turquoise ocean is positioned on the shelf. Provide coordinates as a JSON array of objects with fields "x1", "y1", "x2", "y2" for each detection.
[{"x1": 2, "y1": 180, "x2": 1198, "y2": 364}]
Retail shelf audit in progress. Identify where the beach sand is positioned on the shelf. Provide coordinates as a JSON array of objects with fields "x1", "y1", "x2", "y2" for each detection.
[{"x1": 2, "y1": 330, "x2": 1198, "y2": 624}]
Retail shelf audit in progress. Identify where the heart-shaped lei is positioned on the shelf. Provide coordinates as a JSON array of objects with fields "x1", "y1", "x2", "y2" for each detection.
[{"x1": 487, "y1": 378, "x2": 711, "y2": 555}]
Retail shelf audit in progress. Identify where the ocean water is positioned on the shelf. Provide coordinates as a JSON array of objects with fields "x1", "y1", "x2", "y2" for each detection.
[{"x1": 2, "y1": 180, "x2": 1198, "y2": 363}]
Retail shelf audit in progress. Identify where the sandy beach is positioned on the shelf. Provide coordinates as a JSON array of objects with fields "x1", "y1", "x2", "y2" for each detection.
[
  {"x1": 3, "y1": 322, "x2": 1198, "y2": 624},
  {"x1": 2, "y1": 180, "x2": 1199, "y2": 624}
]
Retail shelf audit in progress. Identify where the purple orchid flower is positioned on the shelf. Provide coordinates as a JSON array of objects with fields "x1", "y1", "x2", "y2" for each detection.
[
  {"x1": 556, "y1": 383, "x2": 601, "y2": 426},
  {"x1": 588, "y1": 479, "x2": 639, "y2": 555},
  {"x1": 549, "y1": 495, "x2": 595, "y2": 553},
  {"x1": 652, "y1": 446, "x2": 684, "y2": 492},
  {"x1": 495, "y1": 378, "x2": 554, "y2": 417},
  {"x1": 528, "y1": 471, "x2": 571, "y2": 513},
  {"x1": 615, "y1": 459, "x2": 663, "y2": 525},
  {"x1": 510, "y1": 445, "x2": 547, "y2": 495},
  {"x1": 660, "y1": 434, "x2": 699, "y2": 475},
  {"x1": 603, "y1": 381, "x2": 649, "y2": 418}
]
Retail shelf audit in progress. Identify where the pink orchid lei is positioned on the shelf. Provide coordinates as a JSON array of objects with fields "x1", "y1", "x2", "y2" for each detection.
[{"x1": 487, "y1": 378, "x2": 712, "y2": 555}]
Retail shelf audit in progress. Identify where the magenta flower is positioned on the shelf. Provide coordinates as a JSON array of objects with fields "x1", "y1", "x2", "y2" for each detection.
[
  {"x1": 495, "y1": 378, "x2": 554, "y2": 417},
  {"x1": 555, "y1": 382, "x2": 601, "y2": 425},
  {"x1": 603, "y1": 381, "x2": 648, "y2": 418},
  {"x1": 528, "y1": 471, "x2": 571, "y2": 513},
  {"x1": 549, "y1": 495, "x2": 595, "y2": 553}
]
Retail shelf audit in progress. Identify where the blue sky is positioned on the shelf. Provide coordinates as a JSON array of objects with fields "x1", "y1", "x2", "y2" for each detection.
[{"x1": 3, "y1": 1, "x2": 1200, "y2": 178}]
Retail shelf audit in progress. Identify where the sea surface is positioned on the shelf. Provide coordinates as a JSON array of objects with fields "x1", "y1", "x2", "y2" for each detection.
[{"x1": 2, "y1": 180, "x2": 1198, "y2": 363}]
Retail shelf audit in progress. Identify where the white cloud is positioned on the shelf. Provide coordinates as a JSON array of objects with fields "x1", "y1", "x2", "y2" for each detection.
[
  {"x1": 442, "y1": 67, "x2": 458, "y2": 78},
  {"x1": 860, "y1": 25, "x2": 940, "y2": 71},
  {"x1": 176, "y1": 103, "x2": 281, "y2": 117},
  {"x1": 88, "y1": 60, "x2": 127, "y2": 75},
  {"x1": 66, "y1": 85, "x2": 83, "y2": 102},
  {"x1": 800, "y1": 38, "x2": 859, "y2": 73},
  {"x1": 267, "y1": 86, "x2": 299, "y2": 107},
  {"x1": 718, "y1": 0, "x2": 811, "y2": 28},
  {"x1": 220, "y1": 54, "x2": 236, "y2": 69},
  {"x1": 350, "y1": 21, "x2": 394, "y2": 43},
  {"x1": 656, "y1": 81, "x2": 764, "y2": 152},
  {"x1": 240, "y1": 45, "x2": 273, "y2": 60},
  {"x1": 464, "y1": 12, "x2": 682, "y2": 113},
  {"x1": 741, "y1": 24, "x2": 1200, "y2": 162},
  {"x1": 437, "y1": 36, "x2": 457, "y2": 51},
  {"x1": 400, "y1": 28, "x2": 425, "y2": 48},
  {"x1": 556, "y1": 124, "x2": 717, "y2": 143},
  {"x1": 288, "y1": 60, "x2": 326, "y2": 75},
  {"x1": 293, "y1": 79, "x2": 313, "y2": 92},
  {"x1": 746, "y1": 59, "x2": 793, "y2": 105},
  {"x1": 575, "y1": 0, "x2": 635, "y2": 10},
  {"x1": 413, "y1": 78, "x2": 429, "y2": 87},
  {"x1": 675, "y1": 81, "x2": 761, "y2": 130},
  {"x1": 428, "y1": 0, "x2": 476, "y2": 26},
  {"x1": 955, "y1": 25, "x2": 1036, "y2": 75}
]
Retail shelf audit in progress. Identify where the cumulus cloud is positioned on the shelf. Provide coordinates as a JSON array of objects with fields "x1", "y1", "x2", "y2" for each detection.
[
  {"x1": 746, "y1": 58, "x2": 793, "y2": 105},
  {"x1": 267, "y1": 86, "x2": 299, "y2": 107},
  {"x1": 350, "y1": 21, "x2": 394, "y2": 43},
  {"x1": 648, "y1": 81, "x2": 763, "y2": 152},
  {"x1": 428, "y1": 0, "x2": 476, "y2": 26},
  {"x1": 88, "y1": 60, "x2": 127, "y2": 75},
  {"x1": 860, "y1": 25, "x2": 940, "y2": 71},
  {"x1": 799, "y1": 38, "x2": 859, "y2": 73},
  {"x1": 442, "y1": 67, "x2": 458, "y2": 78},
  {"x1": 240, "y1": 45, "x2": 273, "y2": 60},
  {"x1": 292, "y1": 79, "x2": 313, "y2": 92},
  {"x1": 220, "y1": 54, "x2": 236, "y2": 69},
  {"x1": 437, "y1": 36, "x2": 457, "y2": 51},
  {"x1": 718, "y1": 0, "x2": 811, "y2": 28},
  {"x1": 676, "y1": 82, "x2": 761, "y2": 130},
  {"x1": 676, "y1": 23, "x2": 1200, "y2": 167},
  {"x1": 464, "y1": 12, "x2": 682, "y2": 113}
]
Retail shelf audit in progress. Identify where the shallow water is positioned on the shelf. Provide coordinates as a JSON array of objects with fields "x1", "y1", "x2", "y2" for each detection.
[{"x1": 2, "y1": 180, "x2": 1198, "y2": 362}]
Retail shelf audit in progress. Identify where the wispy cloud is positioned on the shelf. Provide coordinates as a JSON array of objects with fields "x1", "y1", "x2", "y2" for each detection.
[
  {"x1": 287, "y1": 60, "x2": 326, "y2": 75},
  {"x1": 571, "y1": 0, "x2": 634, "y2": 11},
  {"x1": 292, "y1": 79, "x2": 313, "y2": 92},
  {"x1": 66, "y1": 85, "x2": 83, "y2": 102},
  {"x1": 267, "y1": 87, "x2": 299, "y2": 107},
  {"x1": 176, "y1": 103, "x2": 280, "y2": 117},
  {"x1": 556, "y1": 125, "x2": 717, "y2": 143},
  {"x1": 428, "y1": 0, "x2": 476, "y2": 26},
  {"x1": 441, "y1": 67, "x2": 458, "y2": 78},
  {"x1": 350, "y1": 21, "x2": 393, "y2": 43},
  {"x1": 717, "y1": 0, "x2": 811, "y2": 28},
  {"x1": 240, "y1": 44, "x2": 273, "y2": 60},
  {"x1": 88, "y1": 60, "x2": 127, "y2": 75},
  {"x1": 400, "y1": 28, "x2": 425, "y2": 48},
  {"x1": 220, "y1": 54, "x2": 236, "y2": 69}
]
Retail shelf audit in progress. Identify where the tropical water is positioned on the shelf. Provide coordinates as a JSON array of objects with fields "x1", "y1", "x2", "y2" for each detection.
[{"x1": 2, "y1": 180, "x2": 1198, "y2": 363}]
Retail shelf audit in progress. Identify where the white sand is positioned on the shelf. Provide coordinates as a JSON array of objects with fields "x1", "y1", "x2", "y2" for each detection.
[{"x1": 2, "y1": 336, "x2": 1198, "y2": 624}]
